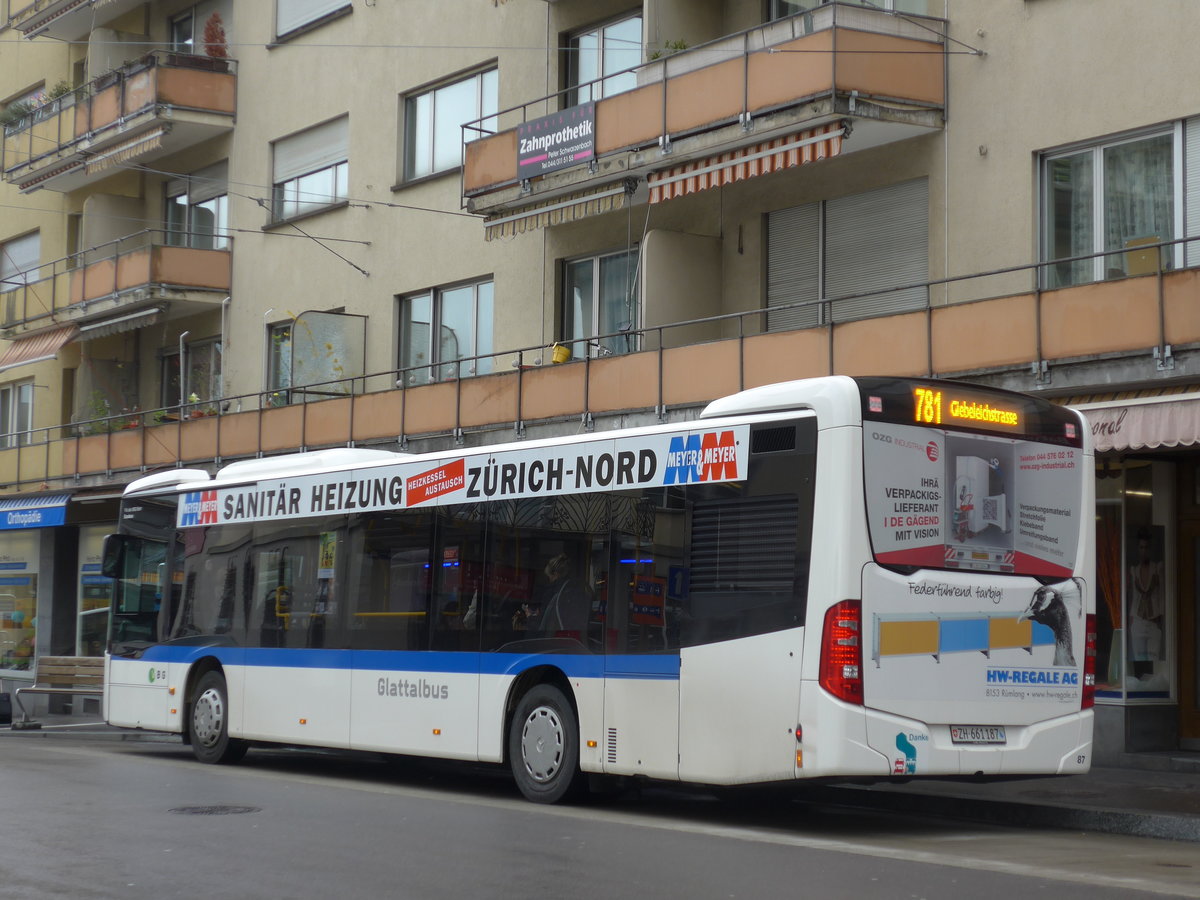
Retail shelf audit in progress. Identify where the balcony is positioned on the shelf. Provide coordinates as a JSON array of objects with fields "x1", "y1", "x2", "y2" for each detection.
[
  {"x1": 2, "y1": 51, "x2": 236, "y2": 194},
  {"x1": 0, "y1": 240, "x2": 1194, "y2": 494},
  {"x1": 8, "y1": 0, "x2": 145, "y2": 41},
  {"x1": 464, "y1": 3, "x2": 945, "y2": 219},
  {"x1": 1, "y1": 229, "x2": 232, "y2": 340}
]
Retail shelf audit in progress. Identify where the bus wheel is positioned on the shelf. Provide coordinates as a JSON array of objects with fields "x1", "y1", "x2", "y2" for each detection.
[
  {"x1": 509, "y1": 684, "x2": 582, "y2": 803},
  {"x1": 190, "y1": 670, "x2": 248, "y2": 765}
]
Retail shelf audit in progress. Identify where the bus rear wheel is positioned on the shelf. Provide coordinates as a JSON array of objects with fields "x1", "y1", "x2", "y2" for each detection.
[
  {"x1": 509, "y1": 684, "x2": 583, "y2": 803},
  {"x1": 190, "y1": 670, "x2": 248, "y2": 765}
]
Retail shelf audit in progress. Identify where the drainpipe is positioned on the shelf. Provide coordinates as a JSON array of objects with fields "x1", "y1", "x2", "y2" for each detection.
[{"x1": 178, "y1": 330, "x2": 189, "y2": 411}]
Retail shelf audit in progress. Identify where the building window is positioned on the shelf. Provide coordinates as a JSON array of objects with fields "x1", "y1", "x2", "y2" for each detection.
[
  {"x1": 161, "y1": 337, "x2": 222, "y2": 410},
  {"x1": 566, "y1": 13, "x2": 642, "y2": 106},
  {"x1": 267, "y1": 321, "x2": 292, "y2": 401},
  {"x1": 272, "y1": 117, "x2": 349, "y2": 222},
  {"x1": 276, "y1": 0, "x2": 350, "y2": 38},
  {"x1": 1042, "y1": 128, "x2": 1178, "y2": 288},
  {"x1": 0, "y1": 380, "x2": 34, "y2": 448},
  {"x1": 1, "y1": 231, "x2": 40, "y2": 323},
  {"x1": 404, "y1": 68, "x2": 497, "y2": 181},
  {"x1": 170, "y1": 9, "x2": 196, "y2": 51},
  {"x1": 562, "y1": 248, "x2": 640, "y2": 358},
  {"x1": 767, "y1": 178, "x2": 929, "y2": 328},
  {"x1": 399, "y1": 280, "x2": 494, "y2": 385},
  {"x1": 165, "y1": 161, "x2": 230, "y2": 249}
]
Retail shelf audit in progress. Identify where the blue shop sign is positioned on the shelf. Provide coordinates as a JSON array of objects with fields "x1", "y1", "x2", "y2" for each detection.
[{"x1": 0, "y1": 494, "x2": 70, "y2": 530}]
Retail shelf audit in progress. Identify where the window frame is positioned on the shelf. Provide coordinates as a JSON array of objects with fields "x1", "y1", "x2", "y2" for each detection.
[
  {"x1": 266, "y1": 320, "x2": 293, "y2": 400},
  {"x1": 561, "y1": 247, "x2": 641, "y2": 359},
  {"x1": 1039, "y1": 123, "x2": 1184, "y2": 288},
  {"x1": 565, "y1": 11, "x2": 643, "y2": 107},
  {"x1": 0, "y1": 230, "x2": 40, "y2": 293},
  {"x1": 271, "y1": 117, "x2": 349, "y2": 223},
  {"x1": 160, "y1": 336, "x2": 223, "y2": 409},
  {"x1": 398, "y1": 278, "x2": 495, "y2": 385},
  {"x1": 402, "y1": 66, "x2": 498, "y2": 183},
  {"x1": 274, "y1": 0, "x2": 351, "y2": 41},
  {"x1": 165, "y1": 166, "x2": 230, "y2": 250},
  {"x1": 0, "y1": 379, "x2": 34, "y2": 449}
]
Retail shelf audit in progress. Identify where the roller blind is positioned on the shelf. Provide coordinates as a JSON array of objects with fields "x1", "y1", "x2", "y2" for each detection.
[
  {"x1": 825, "y1": 177, "x2": 928, "y2": 322},
  {"x1": 276, "y1": 0, "x2": 349, "y2": 37},
  {"x1": 0, "y1": 232, "x2": 39, "y2": 290},
  {"x1": 167, "y1": 160, "x2": 229, "y2": 203},
  {"x1": 767, "y1": 202, "x2": 821, "y2": 329},
  {"x1": 1186, "y1": 116, "x2": 1200, "y2": 268},
  {"x1": 273, "y1": 117, "x2": 348, "y2": 184}
]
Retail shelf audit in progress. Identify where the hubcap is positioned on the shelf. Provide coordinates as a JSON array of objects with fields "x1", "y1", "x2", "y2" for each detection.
[
  {"x1": 520, "y1": 705, "x2": 563, "y2": 783},
  {"x1": 193, "y1": 687, "x2": 225, "y2": 748}
]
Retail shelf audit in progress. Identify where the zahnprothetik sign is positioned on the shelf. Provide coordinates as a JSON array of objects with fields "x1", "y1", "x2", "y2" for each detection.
[{"x1": 517, "y1": 102, "x2": 595, "y2": 179}]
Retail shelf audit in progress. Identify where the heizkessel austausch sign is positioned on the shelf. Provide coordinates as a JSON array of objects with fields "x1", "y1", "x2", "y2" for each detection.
[{"x1": 517, "y1": 103, "x2": 595, "y2": 179}]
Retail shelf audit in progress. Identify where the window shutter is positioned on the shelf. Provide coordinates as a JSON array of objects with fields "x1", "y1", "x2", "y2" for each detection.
[
  {"x1": 825, "y1": 177, "x2": 928, "y2": 322},
  {"x1": 767, "y1": 202, "x2": 822, "y2": 329},
  {"x1": 276, "y1": 0, "x2": 349, "y2": 37},
  {"x1": 273, "y1": 117, "x2": 348, "y2": 184},
  {"x1": 168, "y1": 160, "x2": 228, "y2": 203}
]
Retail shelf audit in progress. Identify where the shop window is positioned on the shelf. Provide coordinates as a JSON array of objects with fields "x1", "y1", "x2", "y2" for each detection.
[
  {"x1": 1041, "y1": 128, "x2": 1178, "y2": 288},
  {"x1": 565, "y1": 13, "x2": 642, "y2": 107},
  {"x1": 271, "y1": 117, "x2": 349, "y2": 222},
  {"x1": 399, "y1": 279, "x2": 494, "y2": 385},
  {"x1": 0, "y1": 531, "x2": 38, "y2": 672},
  {"x1": 403, "y1": 68, "x2": 497, "y2": 181},
  {"x1": 78, "y1": 525, "x2": 113, "y2": 657},
  {"x1": 562, "y1": 248, "x2": 640, "y2": 359}
]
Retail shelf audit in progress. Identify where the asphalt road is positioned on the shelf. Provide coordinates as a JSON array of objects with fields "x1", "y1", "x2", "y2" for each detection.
[{"x1": 1, "y1": 738, "x2": 1197, "y2": 900}]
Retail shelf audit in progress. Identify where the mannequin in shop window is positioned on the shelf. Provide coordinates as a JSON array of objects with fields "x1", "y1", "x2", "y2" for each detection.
[{"x1": 1128, "y1": 531, "x2": 1165, "y2": 677}]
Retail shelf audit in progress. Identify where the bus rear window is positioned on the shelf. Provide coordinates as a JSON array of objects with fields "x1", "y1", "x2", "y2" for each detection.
[{"x1": 863, "y1": 421, "x2": 1084, "y2": 579}]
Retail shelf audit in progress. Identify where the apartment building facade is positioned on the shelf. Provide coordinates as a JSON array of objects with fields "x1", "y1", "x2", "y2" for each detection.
[{"x1": 1, "y1": 0, "x2": 1198, "y2": 761}]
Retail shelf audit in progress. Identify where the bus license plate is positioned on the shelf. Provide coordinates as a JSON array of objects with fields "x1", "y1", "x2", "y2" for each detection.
[{"x1": 950, "y1": 725, "x2": 1006, "y2": 744}]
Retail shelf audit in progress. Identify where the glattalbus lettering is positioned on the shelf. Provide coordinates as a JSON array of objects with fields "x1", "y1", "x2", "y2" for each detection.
[{"x1": 377, "y1": 677, "x2": 449, "y2": 699}]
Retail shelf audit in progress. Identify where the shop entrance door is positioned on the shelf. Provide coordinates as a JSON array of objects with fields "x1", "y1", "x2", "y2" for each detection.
[{"x1": 1178, "y1": 522, "x2": 1200, "y2": 748}]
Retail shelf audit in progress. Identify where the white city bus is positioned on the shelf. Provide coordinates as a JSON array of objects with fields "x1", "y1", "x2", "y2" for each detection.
[{"x1": 103, "y1": 376, "x2": 1095, "y2": 802}]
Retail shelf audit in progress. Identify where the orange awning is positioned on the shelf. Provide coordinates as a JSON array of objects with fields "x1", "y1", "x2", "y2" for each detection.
[
  {"x1": 0, "y1": 324, "x2": 78, "y2": 373},
  {"x1": 647, "y1": 121, "x2": 847, "y2": 204}
]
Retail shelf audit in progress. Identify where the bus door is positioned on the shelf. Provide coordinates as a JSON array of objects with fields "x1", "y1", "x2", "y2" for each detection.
[{"x1": 602, "y1": 499, "x2": 681, "y2": 782}]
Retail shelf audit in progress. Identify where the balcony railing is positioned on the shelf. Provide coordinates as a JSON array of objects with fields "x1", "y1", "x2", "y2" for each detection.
[
  {"x1": 463, "y1": 3, "x2": 946, "y2": 211},
  {"x1": 1, "y1": 229, "x2": 232, "y2": 337},
  {"x1": 2, "y1": 51, "x2": 236, "y2": 193},
  {"x1": 0, "y1": 237, "x2": 1194, "y2": 493}
]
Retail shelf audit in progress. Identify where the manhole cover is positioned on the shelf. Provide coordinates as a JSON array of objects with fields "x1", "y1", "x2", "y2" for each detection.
[{"x1": 169, "y1": 805, "x2": 261, "y2": 816}]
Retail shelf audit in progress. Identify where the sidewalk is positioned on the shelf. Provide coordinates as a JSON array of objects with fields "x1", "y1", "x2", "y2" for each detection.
[{"x1": 4, "y1": 712, "x2": 1200, "y2": 841}]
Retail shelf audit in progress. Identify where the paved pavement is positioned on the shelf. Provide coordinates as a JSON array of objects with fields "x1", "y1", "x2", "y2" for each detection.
[{"x1": 4, "y1": 711, "x2": 1200, "y2": 842}]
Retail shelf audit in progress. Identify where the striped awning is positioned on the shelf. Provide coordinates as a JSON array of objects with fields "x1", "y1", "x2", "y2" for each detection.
[
  {"x1": 76, "y1": 306, "x2": 162, "y2": 341},
  {"x1": 0, "y1": 324, "x2": 78, "y2": 373},
  {"x1": 648, "y1": 121, "x2": 847, "y2": 204},
  {"x1": 84, "y1": 127, "x2": 166, "y2": 176},
  {"x1": 485, "y1": 182, "x2": 633, "y2": 241}
]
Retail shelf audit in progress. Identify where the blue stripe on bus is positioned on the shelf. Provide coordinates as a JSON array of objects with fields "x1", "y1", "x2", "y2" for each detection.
[{"x1": 133, "y1": 645, "x2": 681, "y2": 681}]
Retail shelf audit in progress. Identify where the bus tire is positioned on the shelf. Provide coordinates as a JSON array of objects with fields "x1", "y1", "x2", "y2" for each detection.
[
  {"x1": 190, "y1": 670, "x2": 248, "y2": 765},
  {"x1": 509, "y1": 684, "x2": 582, "y2": 803}
]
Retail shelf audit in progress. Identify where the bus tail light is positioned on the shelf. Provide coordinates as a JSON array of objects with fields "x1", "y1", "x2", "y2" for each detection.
[
  {"x1": 1081, "y1": 613, "x2": 1096, "y2": 710},
  {"x1": 819, "y1": 600, "x2": 863, "y2": 705}
]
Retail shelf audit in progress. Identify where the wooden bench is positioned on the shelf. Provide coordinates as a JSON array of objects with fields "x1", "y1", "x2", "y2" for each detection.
[{"x1": 12, "y1": 656, "x2": 103, "y2": 730}]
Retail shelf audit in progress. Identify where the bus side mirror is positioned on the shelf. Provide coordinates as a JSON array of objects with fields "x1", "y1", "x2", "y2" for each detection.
[{"x1": 101, "y1": 533, "x2": 126, "y2": 579}]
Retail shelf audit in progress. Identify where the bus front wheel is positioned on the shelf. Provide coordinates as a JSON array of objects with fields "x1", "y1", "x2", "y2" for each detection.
[
  {"x1": 509, "y1": 684, "x2": 583, "y2": 803},
  {"x1": 190, "y1": 670, "x2": 248, "y2": 765}
]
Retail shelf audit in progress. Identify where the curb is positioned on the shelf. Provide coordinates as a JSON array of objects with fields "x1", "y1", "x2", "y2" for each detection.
[{"x1": 807, "y1": 784, "x2": 1200, "y2": 843}]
